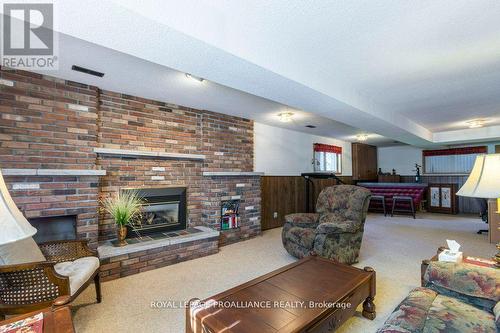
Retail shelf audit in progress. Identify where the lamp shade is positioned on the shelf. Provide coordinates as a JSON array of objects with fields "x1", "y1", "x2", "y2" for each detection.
[
  {"x1": 0, "y1": 169, "x2": 37, "y2": 245},
  {"x1": 456, "y1": 154, "x2": 500, "y2": 198}
]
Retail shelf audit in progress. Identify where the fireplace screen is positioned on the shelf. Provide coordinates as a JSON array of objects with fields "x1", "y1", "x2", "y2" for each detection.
[
  {"x1": 29, "y1": 215, "x2": 77, "y2": 243},
  {"x1": 123, "y1": 187, "x2": 186, "y2": 236},
  {"x1": 138, "y1": 201, "x2": 180, "y2": 229}
]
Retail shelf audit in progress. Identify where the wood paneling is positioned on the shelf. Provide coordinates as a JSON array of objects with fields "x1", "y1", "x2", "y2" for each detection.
[
  {"x1": 260, "y1": 176, "x2": 352, "y2": 230},
  {"x1": 427, "y1": 183, "x2": 458, "y2": 214},
  {"x1": 352, "y1": 143, "x2": 378, "y2": 181},
  {"x1": 400, "y1": 175, "x2": 478, "y2": 214},
  {"x1": 488, "y1": 200, "x2": 500, "y2": 244},
  {"x1": 378, "y1": 175, "x2": 401, "y2": 183},
  {"x1": 261, "y1": 176, "x2": 305, "y2": 230}
]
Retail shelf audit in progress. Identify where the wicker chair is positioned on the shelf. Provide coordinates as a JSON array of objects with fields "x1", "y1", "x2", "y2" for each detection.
[{"x1": 0, "y1": 239, "x2": 101, "y2": 318}]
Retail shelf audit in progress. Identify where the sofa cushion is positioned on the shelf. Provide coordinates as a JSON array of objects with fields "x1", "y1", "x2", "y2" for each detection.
[
  {"x1": 0, "y1": 237, "x2": 46, "y2": 265},
  {"x1": 54, "y1": 256, "x2": 99, "y2": 295},
  {"x1": 494, "y1": 302, "x2": 500, "y2": 329},
  {"x1": 377, "y1": 287, "x2": 438, "y2": 333},
  {"x1": 423, "y1": 261, "x2": 500, "y2": 311},
  {"x1": 315, "y1": 185, "x2": 371, "y2": 222},
  {"x1": 424, "y1": 294, "x2": 496, "y2": 333},
  {"x1": 285, "y1": 227, "x2": 316, "y2": 249},
  {"x1": 378, "y1": 287, "x2": 497, "y2": 333}
]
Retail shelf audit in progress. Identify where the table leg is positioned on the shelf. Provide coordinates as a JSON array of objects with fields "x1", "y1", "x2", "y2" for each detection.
[
  {"x1": 362, "y1": 297, "x2": 376, "y2": 320},
  {"x1": 362, "y1": 266, "x2": 376, "y2": 320}
]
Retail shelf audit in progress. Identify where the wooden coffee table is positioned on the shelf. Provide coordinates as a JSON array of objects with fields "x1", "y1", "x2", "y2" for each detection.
[{"x1": 186, "y1": 256, "x2": 376, "y2": 332}]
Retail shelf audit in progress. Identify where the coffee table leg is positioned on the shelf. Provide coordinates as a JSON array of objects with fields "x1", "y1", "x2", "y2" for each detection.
[
  {"x1": 362, "y1": 297, "x2": 376, "y2": 320},
  {"x1": 362, "y1": 266, "x2": 376, "y2": 320}
]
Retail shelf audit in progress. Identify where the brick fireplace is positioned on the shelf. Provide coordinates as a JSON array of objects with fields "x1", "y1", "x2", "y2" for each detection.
[{"x1": 0, "y1": 67, "x2": 262, "y2": 278}]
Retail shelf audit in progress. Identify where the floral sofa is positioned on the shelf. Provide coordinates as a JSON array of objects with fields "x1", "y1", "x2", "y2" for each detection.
[
  {"x1": 281, "y1": 185, "x2": 371, "y2": 264},
  {"x1": 377, "y1": 261, "x2": 500, "y2": 333}
]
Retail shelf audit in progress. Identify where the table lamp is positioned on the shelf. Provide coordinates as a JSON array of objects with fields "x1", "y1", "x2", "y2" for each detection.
[
  {"x1": 456, "y1": 153, "x2": 500, "y2": 267},
  {"x1": 0, "y1": 169, "x2": 37, "y2": 245}
]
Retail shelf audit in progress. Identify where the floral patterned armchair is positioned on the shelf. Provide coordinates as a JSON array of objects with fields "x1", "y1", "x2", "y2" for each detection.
[
  {"x1": 281, "y1": 185, "x2": 371, "y2": 264},
  {"x1": 378, "y1": 260, "x2": 500, "y2": 333}
]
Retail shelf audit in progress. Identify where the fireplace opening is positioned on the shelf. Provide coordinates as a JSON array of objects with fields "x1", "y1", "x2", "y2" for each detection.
[
  {"x1": 29, "y1": 215, "x2": 77, "y2": 243},
  {"x1": 123, "y1": 187, "x2": 187, "y2": 237}
]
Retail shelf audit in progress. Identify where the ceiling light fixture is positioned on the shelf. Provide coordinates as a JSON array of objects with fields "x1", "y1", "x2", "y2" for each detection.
[
  {"x1": 185, "y1": 73, "x2": 205, "y2": 83},
  {"x1": 466, "y1": 119, "x2": 485, "y2": 128},
  {"x1": 278, "y1": 111, "x2": 294, "y2": 122},
  {"x1": 356, "y1": 134, "x2": 368, "y2": 142}
]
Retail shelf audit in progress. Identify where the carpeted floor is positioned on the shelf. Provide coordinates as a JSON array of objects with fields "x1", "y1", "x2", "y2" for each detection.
[{"x1": 72, "y1": 213, "x2": 495, "y2": 333}]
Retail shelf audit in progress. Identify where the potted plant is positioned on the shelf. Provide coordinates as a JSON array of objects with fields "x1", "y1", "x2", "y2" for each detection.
[{"x1": 102, "y1": 191, "x2": 143, "y2": 247}]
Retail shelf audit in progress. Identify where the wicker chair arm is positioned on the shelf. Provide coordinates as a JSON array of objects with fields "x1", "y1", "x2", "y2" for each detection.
[
  {"x1": 38, "y1": 239, "x2": 96, "y2": 263},
  {"x1": 0, "y1": 261, "x2": 70, "y2": 312},
  {"x1": 52, "y1": 295, "x2": 72, "y2": 308}
]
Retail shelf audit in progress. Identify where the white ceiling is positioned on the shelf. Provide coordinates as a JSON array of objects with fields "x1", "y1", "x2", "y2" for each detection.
[
  {"x1": 35, "y1": 34, "x2": 394, "y2": 146},
  {"x1": 6, "y1": 0, "x2": 500, "y2": 147}
]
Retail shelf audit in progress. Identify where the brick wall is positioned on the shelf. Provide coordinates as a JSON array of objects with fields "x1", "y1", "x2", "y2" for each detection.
[
  {"x1": 99, "y1": 236, "x2": 219, "y2": 281},
  {"x1": 0, "y1": 68, "x2": 98, "y2": 169},
  {"x1": 0, "y1": 68, "x2": 101, "y2": 248},
  {"x1": 4, "y1": 175, "x2": 100, "y2": 248},
  {"x1": 203, "y1": 177, "x2": 261, "y2": 245},
  {"x1": 96, "y1": 90, "x2": 259, "y2": 241},
  {"x1": 0, "y1": 67, "x2": 261, "y2": 246}
]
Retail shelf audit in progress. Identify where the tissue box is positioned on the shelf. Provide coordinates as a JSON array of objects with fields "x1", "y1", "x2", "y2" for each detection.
[{"x1": 438, "y1": 250, "x2": 463, "y2": 263}]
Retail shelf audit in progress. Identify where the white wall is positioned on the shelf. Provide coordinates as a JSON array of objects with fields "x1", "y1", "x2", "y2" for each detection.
[
  {"x1": 486, "y1": 142, "x2": 500, "y2": 153},
  {"x1": 377, "y1": 146, "x2": 423, "y2": 175},
  {"x1": 377, "y1": 142, "x2": 500, "y2": 176},
  {"x1": 254, "y1": 122, "x2": 352, "y2": 176}
]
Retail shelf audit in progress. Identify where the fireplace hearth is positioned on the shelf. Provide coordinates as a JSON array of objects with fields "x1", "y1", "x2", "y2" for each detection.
[{"x1": 123, "y1": 187, "x2": 187, "y2": 237}]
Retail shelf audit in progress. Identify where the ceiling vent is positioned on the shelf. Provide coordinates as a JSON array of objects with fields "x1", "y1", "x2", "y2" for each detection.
[{"x1": 71, "y1": 65, "x2": 105, "y2": 77}]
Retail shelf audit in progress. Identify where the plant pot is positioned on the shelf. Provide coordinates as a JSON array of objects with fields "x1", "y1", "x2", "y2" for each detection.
[{"x1": 116, "y1": 225, "x2": 127, "y2": 247}]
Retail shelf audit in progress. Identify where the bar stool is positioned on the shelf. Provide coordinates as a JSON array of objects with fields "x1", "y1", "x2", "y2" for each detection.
[
  {"x1": 391, "y1": 196, "x2": 415, "y2": 219},
  {"x1": 370, "y1": 195, "x2": 387, "y2": 216}
]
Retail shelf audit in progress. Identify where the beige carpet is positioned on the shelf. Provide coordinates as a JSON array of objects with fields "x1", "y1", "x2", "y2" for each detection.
[{"x1": 72, "y1": 213, "x2": 495, "y2": 333}]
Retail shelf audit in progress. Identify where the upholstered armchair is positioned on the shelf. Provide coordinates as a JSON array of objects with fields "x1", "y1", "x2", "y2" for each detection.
[{"x1": 282, "y1": 185, "x2": 371, "y2": 264}]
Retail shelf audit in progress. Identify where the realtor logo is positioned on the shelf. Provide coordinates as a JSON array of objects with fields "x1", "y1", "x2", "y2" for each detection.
[{"x1": 1, "y1": 2, "x2": 58, "y2": 69}]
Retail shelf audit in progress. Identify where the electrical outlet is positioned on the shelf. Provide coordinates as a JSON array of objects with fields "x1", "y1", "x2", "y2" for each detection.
[{"x1": 273, "y1": 212, "x2": 278, "y2": 219}]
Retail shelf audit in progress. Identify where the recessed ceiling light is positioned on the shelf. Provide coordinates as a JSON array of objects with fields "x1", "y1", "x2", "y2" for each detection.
[
  {"x1": 185, "y1": 73, "x2": 205, "y2": 83},
  {"x1": 356, "y1": 134, "x2": 368, "y2": 142},
  {"x1": 305, "y1": 125, "x2": 316, "y2": 128},
  {"x1": 466, "y1": 119, "x2": 486, "y2": 128},
  {"x1": 278, "y1": 112, "x2": 294, "y2": 122}
]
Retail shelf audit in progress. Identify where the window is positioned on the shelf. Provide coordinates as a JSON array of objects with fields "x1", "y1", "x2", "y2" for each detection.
[
  {"x1": 313, "y1": 143, "x2": 342, "y2": 173},
  {"x1": 423, "y1": 146, "x2": 487, "y2": 174}
]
